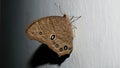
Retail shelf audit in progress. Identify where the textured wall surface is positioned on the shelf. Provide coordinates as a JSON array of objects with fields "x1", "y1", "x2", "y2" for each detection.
[{"x1": 1, "y1": 0, "x2": 120, "y2": 68}]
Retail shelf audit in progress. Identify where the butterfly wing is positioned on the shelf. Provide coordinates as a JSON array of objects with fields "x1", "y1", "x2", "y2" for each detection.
[{"x1": 26, "y1": 15, "x2": 73, "y2": 57}]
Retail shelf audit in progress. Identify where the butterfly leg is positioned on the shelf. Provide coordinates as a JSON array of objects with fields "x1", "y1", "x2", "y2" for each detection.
[
  {"x1": 70, "y1": 16, "x2": 74, "y2": 21},
  {"x1": 54, "y1": 3, "x2": 64, "y2": 15},
  {"x1": 70, "y1": 16, "x2": 81, "y2": 24},
  {"x1": 72, "y1": 24, "x2": 77, "y2": 37},
  {"x1": 71, "y1": 16, "x2": 81, "y2": 37}
]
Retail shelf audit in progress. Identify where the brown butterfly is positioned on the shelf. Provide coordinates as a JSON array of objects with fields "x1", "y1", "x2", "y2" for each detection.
[{"x1": 25, "y1": 14, "x2": 80, "y2": 57}]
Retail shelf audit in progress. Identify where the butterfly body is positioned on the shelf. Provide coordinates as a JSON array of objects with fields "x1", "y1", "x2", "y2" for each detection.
[{"x1": 26, "y1": 14, "x2": 73, "y2": 57}]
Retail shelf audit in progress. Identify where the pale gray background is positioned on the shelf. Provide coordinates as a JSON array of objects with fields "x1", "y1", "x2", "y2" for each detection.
[{"x1": 1, "y1": 0, "x2": 120, "y2": 68}]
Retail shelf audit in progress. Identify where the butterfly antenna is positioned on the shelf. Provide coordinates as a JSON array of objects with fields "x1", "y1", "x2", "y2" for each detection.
[{"x1": 54, "y1": 3, "x2": 64, "y2": 15}]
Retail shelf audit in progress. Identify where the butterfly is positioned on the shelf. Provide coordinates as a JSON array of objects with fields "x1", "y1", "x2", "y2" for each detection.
[{"x1": 26, "y1": 14, "x2": 81, "y2": 57}]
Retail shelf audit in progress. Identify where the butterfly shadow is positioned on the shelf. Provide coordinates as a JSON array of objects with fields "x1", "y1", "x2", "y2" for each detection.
[{"x1": 29, "y1": 44, "x2": 70, "y2": 68}]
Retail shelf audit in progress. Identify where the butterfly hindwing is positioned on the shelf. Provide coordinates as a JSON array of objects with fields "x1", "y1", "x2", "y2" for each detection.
[{"x1": 26, "y1": 14, "x2": 73, "y2": 57}]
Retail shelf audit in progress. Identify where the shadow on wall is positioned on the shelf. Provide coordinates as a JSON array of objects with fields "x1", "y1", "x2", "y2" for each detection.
[{"x1": 29, "y1": 44, "x2": 70, "y2": 68}]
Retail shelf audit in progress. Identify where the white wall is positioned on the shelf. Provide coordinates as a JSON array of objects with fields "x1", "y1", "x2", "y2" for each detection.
[{"x1": 2, "y1": 0, "x2": 120, "y2": 68}]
